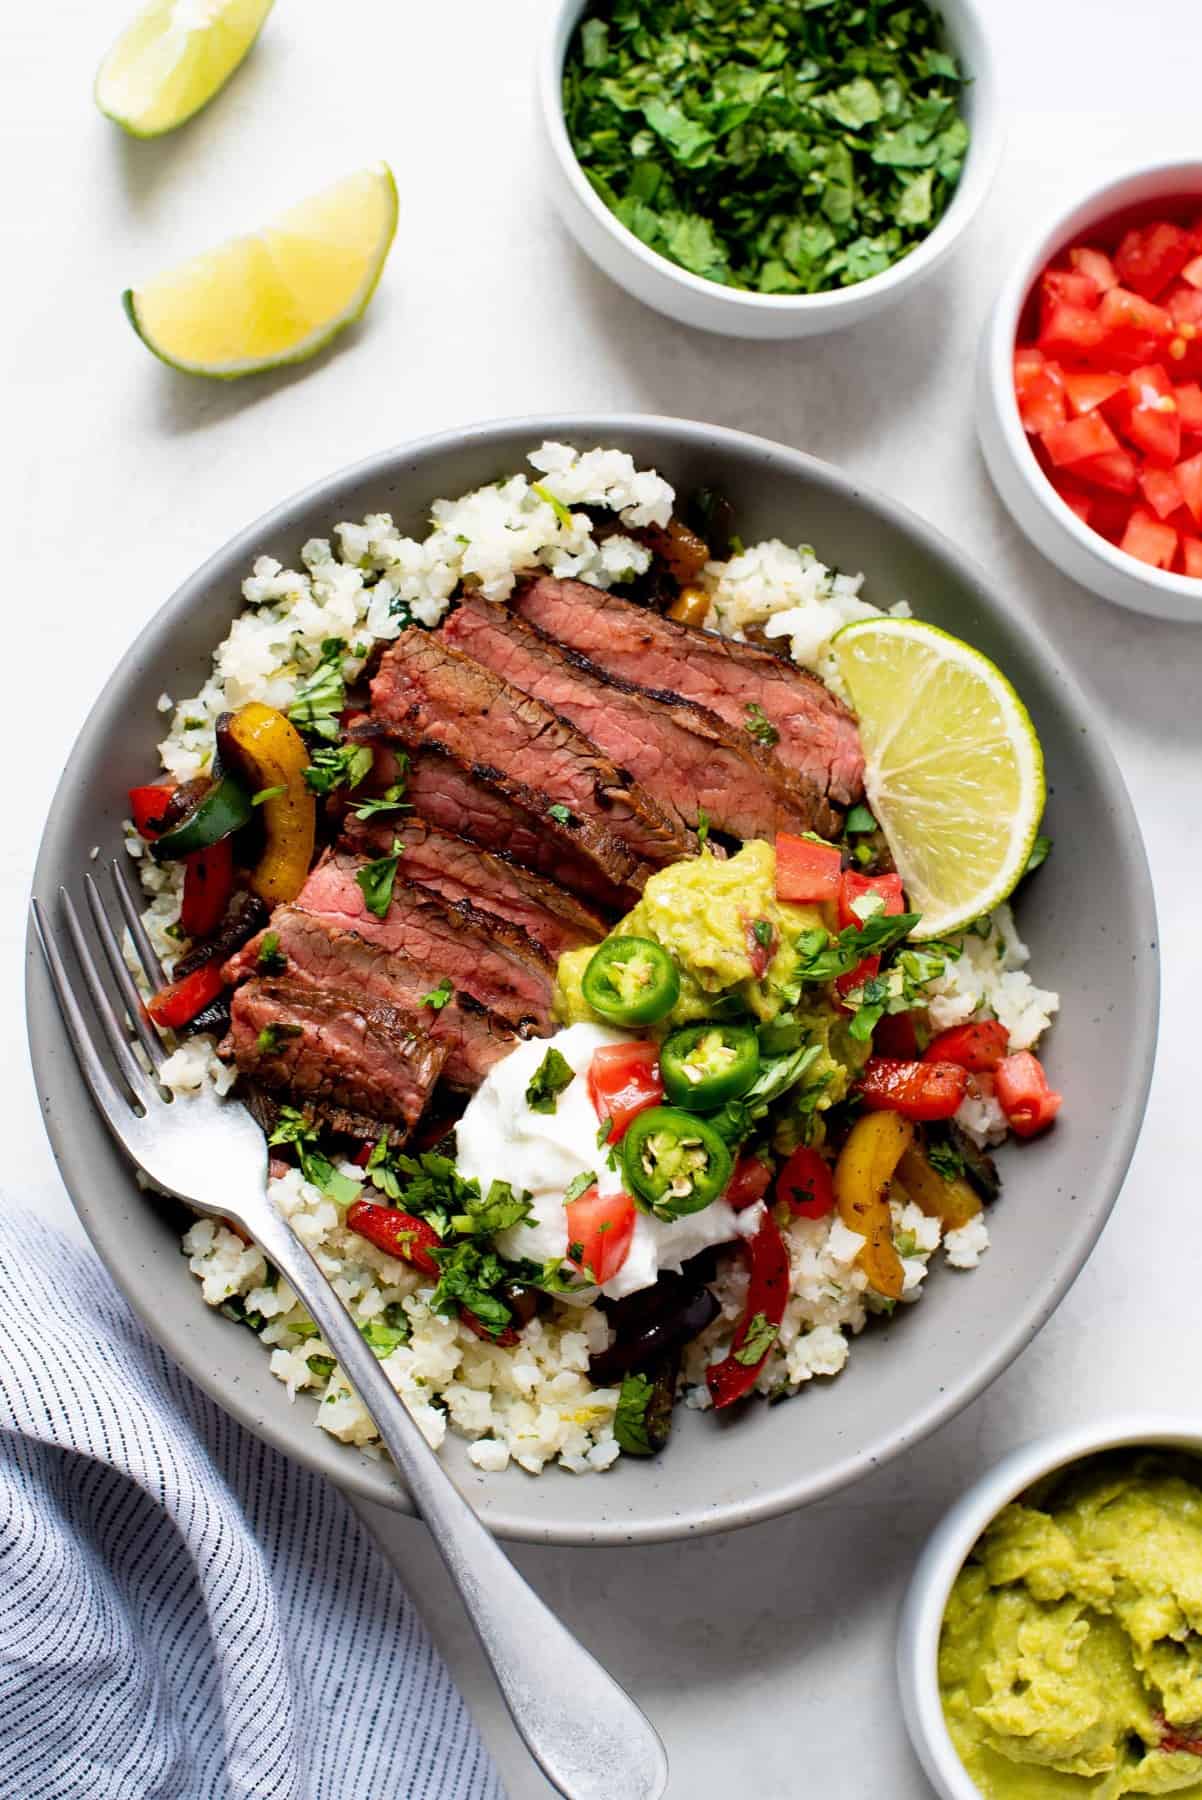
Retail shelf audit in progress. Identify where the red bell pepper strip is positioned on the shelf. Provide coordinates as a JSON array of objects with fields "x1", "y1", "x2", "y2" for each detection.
[
  {"x1": 858, "y1": 1057, "x2": 968, "y2": 1121},
  {"x1": 775, "y1": 833, "x2": 842, "y2": 903},
  {"x1": 180, "y1": 836, "x2": 236, "y2": 940},
  {"x1": 345, "y1": 1198, "x2": 441, "y2": 1277},
  {"x1": 129, "y1": 782, "x2": 176, "y2": 839},
  {"x1": 836, "y1": 870, "x2": 906, "y2": 1003},
  {"x1": 146, "y1": 960, "x2": 225, "y2": 1030},
  {"x1": 923, "y1": 1020, "x2": 1010, "y2": 1072},
  {"x1": 994, "y1": 1052, "x2": 1062, "y2": 1137},
  {"x1": 587, "y1": 1041, "x2": 664, "y2": 1144},
  {"x1": 775, "y1": 1146, "x2": 835, "y2": 1219},
  {"x1": 706, "y1": 1210, "x2": 791, "y2": 1410},
  {"x1": 724, "y1": 1155, "x2": 774, "y2": 1212}
]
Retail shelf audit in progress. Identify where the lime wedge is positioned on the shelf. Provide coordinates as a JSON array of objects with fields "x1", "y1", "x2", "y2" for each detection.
[
  {"x1": 832, "y1": 618, "x2": 1045, "y2": 940},
  {"x1": 123, "y1": 164, "x2": 398, "y2": 378},
  {"x1": 95, "y1": 0, "x2": 275, "y2": 138}
]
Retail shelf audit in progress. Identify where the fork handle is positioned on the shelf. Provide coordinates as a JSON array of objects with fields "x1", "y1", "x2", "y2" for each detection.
[{"x1": 245, "y1": 1199, "x2": 668, "y2": 1800}]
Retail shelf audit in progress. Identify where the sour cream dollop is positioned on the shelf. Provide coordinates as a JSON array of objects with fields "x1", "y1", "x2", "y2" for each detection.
[{"x1": 455, "y1": 1022, "x2": 741, "y2": 1301}]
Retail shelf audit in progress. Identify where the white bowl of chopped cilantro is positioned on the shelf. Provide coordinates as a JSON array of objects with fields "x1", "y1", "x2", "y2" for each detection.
[{"x1": 541, "y1": 0, "x2": 1002, "y2": 339}]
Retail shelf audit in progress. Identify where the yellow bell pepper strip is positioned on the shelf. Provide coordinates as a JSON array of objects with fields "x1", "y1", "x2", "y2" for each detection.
[
  {"x1": 833, "y1": 1111, "x2": 914, "y2": 1301},
  {"x1": 896, "y1": 1146, "x2": 981, "y2": 1233},
  {"x1": 225, "y1": 702, "x2": 316, "y2": 905}
]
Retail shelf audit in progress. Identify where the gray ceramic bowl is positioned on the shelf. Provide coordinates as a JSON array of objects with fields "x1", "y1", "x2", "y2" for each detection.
[{"x1": 27, "y1": 416, "x2": 1158, "y2": 1545}]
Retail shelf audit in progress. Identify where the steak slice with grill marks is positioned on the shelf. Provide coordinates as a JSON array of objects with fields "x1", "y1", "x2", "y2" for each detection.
[
  {"x1": 343, "y1": 732, "x2": 636, "y2": 914},
  {"x1": 341, "y1": 813, "x2": 606, "y2": 958},
  {"x1": 226, "y1": 975, "x2": 446, "y2": 1139},
  {"x1": 297, "y1": 850, "x2": 556, "y2": 1035},
  {"x1": 512, "y1": 576, "x2": 865, "y2": 809},
  {"x1": 227, "y1": 905, "x2": 520, "y2": 1090},
  {"x1": 441, "y1": 593, "x2": 843, "y2": 842},
  {"x1": 368, "y1": 629, "x2": 686, "y2": 886}
]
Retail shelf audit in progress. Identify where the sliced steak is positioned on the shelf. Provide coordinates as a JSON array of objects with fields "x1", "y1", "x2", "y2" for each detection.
[
  {"x1": 227, "y1": 976, "x2": 445, "y2": 1138},
  {"x1": 341, "y1": 813, "x2": 606, "y2": 958},
  {"x1": 230, "y1": 904, "x2": 519, "y2": 1090},
  {"x1": 369, "y1": 629, "x2": 686, "y2": 884},
  {"x1": 442, "y1": 593, "x2": 842, "y2": 841},
  {"x1": 297, "y1": 850, "x2": 556, "y2": 1035},
  {"x1": 513, "y1": 576, "x2": 865, "y2": 809}
]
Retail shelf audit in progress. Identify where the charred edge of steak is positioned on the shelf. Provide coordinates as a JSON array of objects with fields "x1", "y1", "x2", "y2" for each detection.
[
  {"x1": 173, "y1": 891, "x2": 271, "y2": 982},
  {"x1": 239, "y1": 1079, "x2": 411, "y2": 1149}
]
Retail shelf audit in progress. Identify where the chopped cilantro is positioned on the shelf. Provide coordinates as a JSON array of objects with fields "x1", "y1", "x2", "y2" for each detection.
[
  {"x1": 793, "y1": 910, "x2": 921, "y2": 985},
  {"x1": 287, "y1": 639, "x2": 346, "y2": 742},
  {"x1": 421, "y1": 975, "x2": 454, "y2": 1011},
  {"x1": 744, "y1": 702, "x2": 779, "y2": 747},
  {"x1": 844, "y1": 804, "x2": 877, "y2": 834},
  {"x1": 303, "y1": 743, "x2": 374, "y2": 797},
  {"x1": 563, "y1": 1170, "x2": 596, "y2": 1206},
  {"x1": 257, "y1": 931, "x2": 286, "y2": 975},
  {"x1": 531, "y1": 481, "x2": 575, "y2": 530},
  {"x1": 927, "y1": 1139, "x2": 966, "y2": 1182},
  {"x1": 613, "y1": 1372, "x2": 656, "y2": 1456},
  {"x1": 268, "y1": 1105, "x2": 361, "y2": 1206},
  {"x1": 525, "y1": 1047, "x2": 576, "y2": 1114},
  {"x1": 562, "y1": 0, "x2": 969, "y2": 296},
  {"x1": 751, "y1": 917, "x2": 774, "y2": 950},
  {"x1": 355, "y1": 838, "x2": 403, "y2": 918},
  {"x1": 361, "y1": 1316, "x2": 409, "y2": 1358},
  {"x1": 251, "y1": 785, "x2": 287, "y2": 807},
  {"x1": 696, "y1": 806, "x2": 710, "y2": 850},
  {"x1": 1024, "y1": 834, "x2": 1053, "y2": 876},
  {"x1": 547, "y1": 803, "x2": 574, "y2": 827},
  {"x1": 734, "y1": 1311, "x2": 778, "y2": 1366},
  {"x1": 255, "y1": 1022, "x2": 301, "y2": 1055}
]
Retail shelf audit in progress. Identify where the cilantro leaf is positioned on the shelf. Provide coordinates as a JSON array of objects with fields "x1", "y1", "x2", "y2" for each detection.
[
  {"x1": 1024, "y1": 834, "x2": 1053, "y2": 876},
  {"x1": 563, "y1": 1170, "x2": 597, "y2": 1206},
  {"x1": 733, "y1": 1311, "x2": 778, "y2": 1366},
  {"x1": 744, "y1": 701, "x2": 780, "y2": 747},
  {"x1": 422, "y1": 975, "x2": 454, "y2": 1011},
  {"x1": 547, "y1": 803, "x2": 574, "y2": 827},
  {"x1": 355, "y1": 839, "x2": 403, "y2": 918},
  {"x1": 268, "y1": 1105, "x2": 361, "y2": 1206},
  {"x1": 614, "y1": 1372, "x2": 657, "y2": 1456},
  {"x1": 255, "y1": 1022, "x2": 301, "y2": 1055},
  {"x1": 287, "y1": 639, "x2": 346, "y2": 742},
  {"x1": 525, "y1": 1047, "x2": 576, "y2": 1114},
  {"x1": 303, "y1": 743, "x2": 374, "y2": 797},
  {"x1": 257, "y1": 931, "x2": 287, "y2": 975}
]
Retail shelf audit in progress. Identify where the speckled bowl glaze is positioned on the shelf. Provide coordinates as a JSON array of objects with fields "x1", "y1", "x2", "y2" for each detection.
[
  {"x1": 27, "y1": 416, "x2": 1158, "y2": 1545},
  {"x1": 898, "y1": 1416, "x2": 1202, "y2": 1799},
  {"x1": 539, "y1": 0, "x2": 1003, "y2": 339}
]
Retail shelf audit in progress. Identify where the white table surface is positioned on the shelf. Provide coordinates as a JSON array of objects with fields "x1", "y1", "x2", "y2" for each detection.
[{"x1": 6, "y1": 1, "x2": 1201, "y2": 1794}]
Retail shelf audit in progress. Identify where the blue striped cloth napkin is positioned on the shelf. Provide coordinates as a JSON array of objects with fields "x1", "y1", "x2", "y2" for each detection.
[{"x1": 0, "y1": 1207, "x2": 504, "y2": 1800}]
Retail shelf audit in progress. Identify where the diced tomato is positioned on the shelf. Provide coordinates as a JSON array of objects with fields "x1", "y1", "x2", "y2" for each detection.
[
  {"x1": 1073, "y1": 448, "x2": 1139, "y2": 495},
  {"x1": 1097, "y1": 286, "x2": 1173, "y2": 365},
  {"x1": 924, "y1": 1020, "x2": 1010, "y2": 1072},
  {"x1": 1167, "y1": 285, "x2": 1202, "y2": 330},
  {"x1": 1139, "y1": 467, "x2": 1183, "y2": 520},
  {"x1": 858, "y1": 1057, "x2": 968, "y2": 1121},
  {"x1": 725, "y1": 1155, "x2": 774, "y2": 1212},
  {"x1": 1042, "y1": 412, "x2": 1119, "y2": 467},
  {"x1": 1181, "y1": 535, "x2": 1202, "y2": 577},
  {"x1": 1115, "y1": 222, "x2": 1195, "y2": 299},
  {"x1": 837, "y1": 870, "x2": 905, "y2": 932},
  {"x1": 1124, "y1": 365, "x2": 1181, "y2": 466},
  {"x1": 146, "y1": 960, "x2": 226, "y2": 1030},
  {"x1": 775, "y1": 832, "x2": 842, "y2": 903},
  {"x1": 1038, "y1": 300, "x2": 1107, "y2": 359},
  {"x1": 743, "y1": 913, "x2": 777, "y2": 979},
  {"x1": 872, "y1": 1011, "x2": 921, "y2": 1059},
  {"x1": 1177, "y1": 451, "x2": 1202, "y2": 526},
  {"x1": 1176, "y1": 382, "x2": 1202, "y2": 434},
  {"x1": 180, "y1": 836, "x2": 235, "y2": 940},
  {"x1": 564, "y1": 1185, "x2": 636, "y2": 1286},
  {"x1": 1015, "y1": 360, "x2": 1066, "y2": 434},
  {"x1": 1060, "y1": 370, "x2": 1124, "y2": 416},
  {"x1": 994, "y1": 1052, "x2": 1062, "y2": 1138},
  {"x1": 1052, "y1": 480, "x2": 1093, "y2": 525},
  {"x1": 346, "y1": 1198, "x2": 441, "y2": 1276},
  {"x1": 706, "y1": 1211, "x2": 790, "y2": 1410},
  {"x1": 1088, "y1": 492, "x2": 1138, "y2": 542},
  {"x1": 775, "y1": 1146, "x2": 835, "y2": 1220},
  {"x1": 1182, "y1": 256, "x2": 1202, "y2": 290},
  {"x1": 1040, "y1": 268, "x2": 1100, "y2": 312},
  {"x1": 1069, "y1": 246, "x2": 1118, "y2": 292},
  {"x1": 1119, "y1": 508, "x2": 1177, "y2": 569},
  {"x1": 587, "y1": 1041, "x2": 664, "y2": 1144},
  {"x1": 128, "y1": 782, "x2": 177, "y2": 839}
]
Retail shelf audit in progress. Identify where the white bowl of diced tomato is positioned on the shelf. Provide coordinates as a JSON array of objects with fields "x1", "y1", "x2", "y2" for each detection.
[{"x1": 978, "y1": 160, "x2": 1202, "y2": 622}]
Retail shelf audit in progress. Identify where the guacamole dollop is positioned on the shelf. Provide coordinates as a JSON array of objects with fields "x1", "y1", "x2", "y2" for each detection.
[{"x1": 940, "y1": 1457, "x2": 1202, "y2": 1798}]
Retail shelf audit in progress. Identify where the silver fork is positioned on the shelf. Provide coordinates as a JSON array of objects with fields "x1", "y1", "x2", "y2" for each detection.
[{"x1": 32, "y1": 864, "x2": 669, "y2": 1800}]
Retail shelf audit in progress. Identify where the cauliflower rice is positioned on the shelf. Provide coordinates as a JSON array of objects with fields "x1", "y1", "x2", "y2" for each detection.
[{"x1": 141, "y1": 442, "x2": 1059, "y2": 1476}]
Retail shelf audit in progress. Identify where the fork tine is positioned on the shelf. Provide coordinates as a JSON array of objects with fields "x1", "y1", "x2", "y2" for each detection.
[
  {"x1": 108, "y1": 855, "x2": 166, "y2": 992},
  {"x1": 86, "y1": 871, "x2": 166, "y2": 1071},
  {"x1": 32, "y1": 898, "x2": 138, "y2": 1145},
  {"x1": 59, "y1": 888, "x2": 157, "y2": 1105}
]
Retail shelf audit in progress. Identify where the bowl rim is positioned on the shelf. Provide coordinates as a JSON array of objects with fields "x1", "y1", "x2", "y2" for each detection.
[
  {"x1": 27, "y1": 412, "x2": 1160, "y2": 1544},
  {"x1": 898, "y1": 1414, "x2": 1202, "y2": 1798},
  {"x1": 537, "y1": 0, "x2": 1003, "y2": 315},
  {"x1": 986, "y1": 156, "x2": 1202, "y2": 604}
]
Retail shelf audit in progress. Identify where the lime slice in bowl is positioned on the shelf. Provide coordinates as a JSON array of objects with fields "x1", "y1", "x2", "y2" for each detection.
[
  {"x1": 123, "y1": 163, "x2": 398, "y2": 379},
  {"x1": 96, "y1": 0, "x2": 275, "y2": 138},
  {"x1": 832, "y1": 618, "x2": 1046, "y2": 940}
]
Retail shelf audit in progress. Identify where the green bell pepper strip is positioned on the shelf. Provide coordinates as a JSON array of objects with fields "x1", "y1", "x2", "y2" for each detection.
[
  {"x1": 150, "y1": 774, "x2": 254, "y2": 862},
  {"x1": 620, "y1": 1106, "x2": 733, "y2": 1221},
  {"x1": 581, "y1": 936, "x2": 680, "y2": 1028},
  {"x1": 659, "y1": 1023, "x2": 761, "y2": 1112}
]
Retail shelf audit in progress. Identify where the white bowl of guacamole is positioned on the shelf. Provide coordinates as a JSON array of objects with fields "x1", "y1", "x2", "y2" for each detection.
[{"x1": 899, "y1": 1418, "x2": 1202, "y2": 1799}]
